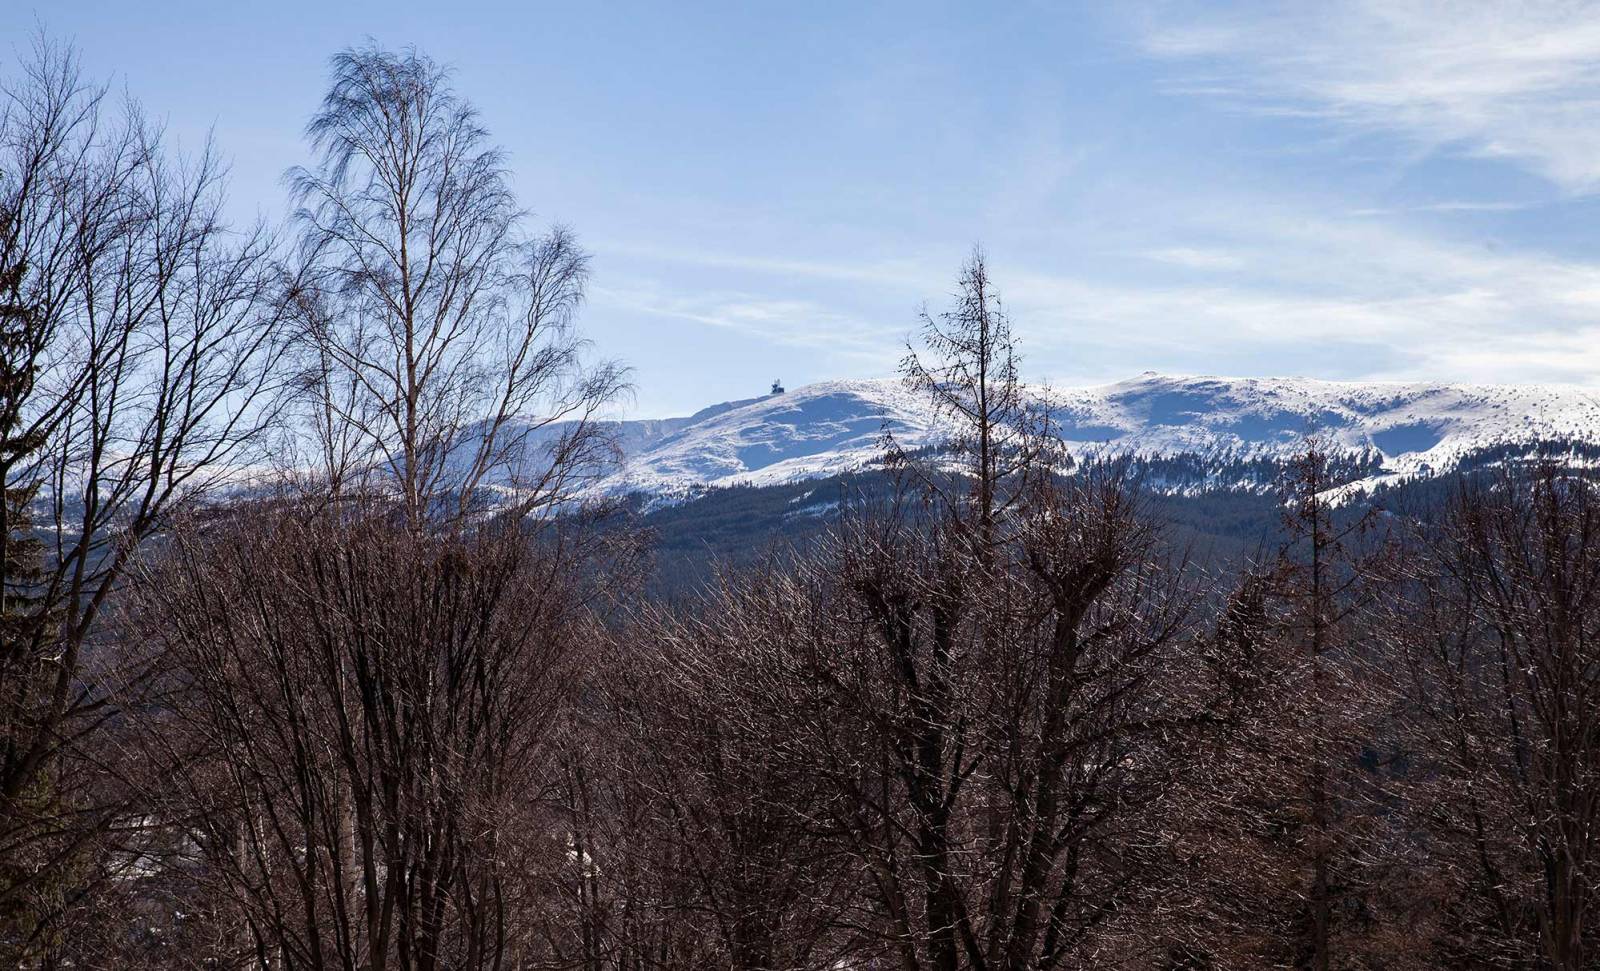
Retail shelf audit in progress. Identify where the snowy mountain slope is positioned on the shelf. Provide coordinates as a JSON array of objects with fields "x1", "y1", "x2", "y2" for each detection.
[
  {"x1": 594, "y1": 380, "x2": 938, "y2": 495},
  {"x1": 586, "y1": 373, "x2": 1600, "y2": 497}
]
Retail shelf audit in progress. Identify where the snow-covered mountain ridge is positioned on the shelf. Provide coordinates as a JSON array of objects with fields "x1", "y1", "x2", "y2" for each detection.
[{"x1": 589, "y1": 373, "x2": 1600, "y2": 498}]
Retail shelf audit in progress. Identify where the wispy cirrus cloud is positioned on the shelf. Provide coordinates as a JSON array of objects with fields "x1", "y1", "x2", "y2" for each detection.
[
  {"x1": 598, "y1": 197, "x2": 1600, "y2": 389},
  {"x1": 1140, "y1": 1, "x2": 1600, "y2": 191},
  {"x1": 592, "y1": 281, "x2": 902, "y2": 364},
  {"x1": 1349, "y1": 200, "x2": 1534, "y2": 216},
  {"x1": 1007, "y1": 201, "x2": 1600, "y2": 384},
  {"x1": 1139, "y1": 246, "x2": 1248, "y2": 271},
  {"x1": 595, "y1": 240, "x2": 940, "y2": 291}
]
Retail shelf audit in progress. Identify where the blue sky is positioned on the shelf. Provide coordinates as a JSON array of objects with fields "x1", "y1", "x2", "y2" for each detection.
[{"x1": 20, "y1": 1, "x2": 1600, "y2": 415}]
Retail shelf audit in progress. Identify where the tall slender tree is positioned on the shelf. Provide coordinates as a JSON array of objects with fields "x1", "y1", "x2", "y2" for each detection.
[
  {"x1": 289, "y1": 44, "x2": 627, "y2": 527},
  {"x1": 894, "y1": 247, "x2": 1049, "y2": 553}
]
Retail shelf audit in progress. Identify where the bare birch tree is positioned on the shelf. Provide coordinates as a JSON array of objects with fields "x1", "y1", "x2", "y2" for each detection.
[{"x1": 288, "y1": 44, "x2": 626, "y2": 526}]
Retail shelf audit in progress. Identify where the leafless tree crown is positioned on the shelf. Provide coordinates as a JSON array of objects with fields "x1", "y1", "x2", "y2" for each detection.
[{"x1": 288, "y1": 44, "x2": 627, "y2": 525}]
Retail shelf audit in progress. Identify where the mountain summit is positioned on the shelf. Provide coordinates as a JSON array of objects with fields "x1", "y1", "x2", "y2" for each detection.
[{"x1": 592, "y1": 374, "x2": 1600, "y2": 497}]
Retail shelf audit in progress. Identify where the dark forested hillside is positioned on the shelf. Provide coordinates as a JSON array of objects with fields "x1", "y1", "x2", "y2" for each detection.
[{"x1": 627, "y1": 440, "x2": 1549, "y2": 595}]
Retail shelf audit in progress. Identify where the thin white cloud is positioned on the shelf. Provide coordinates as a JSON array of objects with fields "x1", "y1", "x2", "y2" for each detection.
[
  {"x1": 1140, "y1": 1, "x2": 1600, "y2": 191},
  {"x1": 595, "y1": 240, "x2": 942, "y2": 291},
  {"x1": 592, "y1": 282, "x2": 901, "y2": 363},
  {"x1": 1140, "y1": 246, "x2": 1247, "y2": 270},
  {"x1": 993, "y1": 193, "x2": 1600, "y2": 385},
  {"x1": 598, "y1": 200, "x2": 1600, "y2": 389},
  {"x1": 1349, "y1": 200, "x2": 1533, "y2": 216}
]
